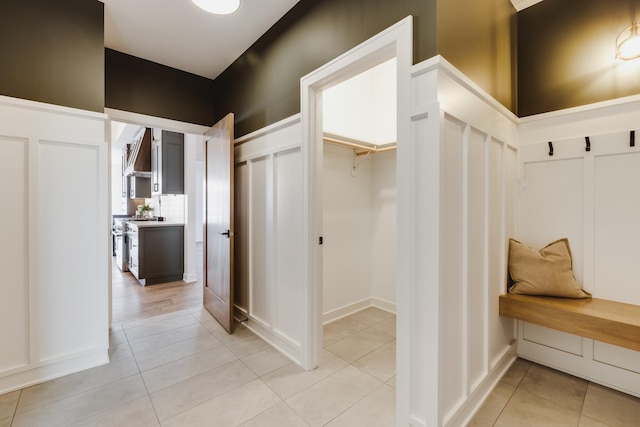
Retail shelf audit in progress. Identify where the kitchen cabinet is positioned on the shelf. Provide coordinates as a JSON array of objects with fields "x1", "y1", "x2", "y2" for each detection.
[
  {"x1": 152, "y1": 130, "x2": 184, "y2": 195},
  {"x1": 129, "y1": 176, "x2": 151, "y2": 199},
  {"x1": 121, "y1": 145, "x2": 129, "y2": 197},
  {"x1": 127, "y1": 222, "x2": 184, "y2": 285}
]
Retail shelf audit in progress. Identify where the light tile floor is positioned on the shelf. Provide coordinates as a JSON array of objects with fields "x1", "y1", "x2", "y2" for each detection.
[
  {"x1": 2, "y1": 306, "x2": 639, "y2": 426},
  {"x1": 470, "y1": 358, "x2": 640, "y2": 427},
  {"x1": 0, "y1": 307, "x2": 396, "y2": 427}
]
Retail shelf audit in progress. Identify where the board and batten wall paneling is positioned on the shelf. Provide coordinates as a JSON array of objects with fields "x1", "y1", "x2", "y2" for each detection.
[
  {"x1": 0, "y1": 136, "x2": 29, "y2": 375},
  {"x1": 233, "y1": 162, "x2": 249, "y2": 313},
  {"x1": 467, "y1": 128, "x2": 488, "y2": 390},
  {"x1": 248, "y1": 156, "x2": 271, "y2": 328},
  {"x1": 38, "y1": 141, "x2": 103, "y2": 360},
  {"x1": 441, "y1": 114, "x2": 465, "y2": 413},
  {"x1": 517, "y1": 109, "x2": 640, "y2": 398},
  {"x1": 274, "y1": 148, "x2": 304, "y2": 343},
  {"x1": 0, "y1": 95, "x2": 108, "y2": 394},
  {"x1": 409, "y1": 57, "x2": 518, "y2": 427},
  {"x1": 233, "y1": 115, "x2": 304, "y2": 363},
  {"x1": 594, "y1": 151, "x2": 640, "y2": 304}
]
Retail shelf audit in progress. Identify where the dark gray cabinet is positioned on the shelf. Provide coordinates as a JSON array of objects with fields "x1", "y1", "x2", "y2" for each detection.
[
  {"x1": 127, "y1": 224, "x2": 184, "y2": 285},
  {"x1": 129, "y1": 176, "x2": 151, "y2": 199},
  {"x1": 152, "y1": 130, "x2": 184, "y2": 195}
]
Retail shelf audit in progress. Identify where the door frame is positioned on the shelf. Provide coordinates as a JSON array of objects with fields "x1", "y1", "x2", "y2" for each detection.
[
  {"x1": 105, "y1": 108, "x2": 209, "y2": 325},
  {"x1": 300, "y1": 14, "x2": 413, "y2": 422}
]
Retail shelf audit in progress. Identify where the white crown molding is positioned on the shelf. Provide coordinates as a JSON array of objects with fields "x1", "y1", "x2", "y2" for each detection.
[{"x1": 510, "y1": 0, "x2": 544, "y2": 12}]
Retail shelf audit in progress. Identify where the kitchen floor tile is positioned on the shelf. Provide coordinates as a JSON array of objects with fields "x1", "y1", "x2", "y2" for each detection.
[
  {"x1": 286, "y1": 365, "x2": 382, "y2": 426},
  {"x1": 0, "y1": 417, "x2": 11, "y2": 427},
  {"x1": 386, "y1": 375, "x2": 396, "y2": 389},
  {"x1": 161, "y1": 379, "x2": 281, "y2": 427},
  {"x1": 150, "y1": 360, "x2": 256, "y2": 422}
]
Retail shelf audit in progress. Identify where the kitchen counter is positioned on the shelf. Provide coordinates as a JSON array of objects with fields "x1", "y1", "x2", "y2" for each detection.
[
  {"x1": 127, "y1": 221, "x2": 184, "y2": 228},
  {"x1": 126, "y1": 222, "x2": 184, "y2": 285}
]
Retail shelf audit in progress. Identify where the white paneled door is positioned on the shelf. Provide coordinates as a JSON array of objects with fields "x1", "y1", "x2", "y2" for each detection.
[{"x1": 204, "y1": 113, "x2": 235, "y2": 333}]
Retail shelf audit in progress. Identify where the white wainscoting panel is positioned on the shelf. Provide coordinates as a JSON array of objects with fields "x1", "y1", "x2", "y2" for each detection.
[
  {"x1": 0, "y1": 95, "x2": 108, "y2": 394},
  {"x1": 409, "y1": 57, "x2": 518, "y2": 427},
  {"x1": 248, "y1": 156, "x2": 271, "y2": 328},
  {"x1": 0, "y1": 136, "x2": 29, "y2": 375},
  {"x1": 233, "y1": 115, "x2": 304, "y2": 364},
  {"x1": 594, "y1": 151, "x2": 640, "y2": 304},
  {"x1": 274, "y1": 148, "x2": 304, "y2": 344},
  {"x1": 517, "y1": 113, "x2": 640, "y2": 398}
]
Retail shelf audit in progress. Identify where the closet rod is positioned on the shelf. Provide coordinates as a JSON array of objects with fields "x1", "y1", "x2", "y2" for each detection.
[{"x1": 323, "y1": 136, "x2": 397, "y2": 156}]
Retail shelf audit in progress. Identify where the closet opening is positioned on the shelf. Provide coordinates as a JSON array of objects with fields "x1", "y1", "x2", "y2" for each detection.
[{"x1": 320, "y1": 58, "x2": 397, "y2": 380}]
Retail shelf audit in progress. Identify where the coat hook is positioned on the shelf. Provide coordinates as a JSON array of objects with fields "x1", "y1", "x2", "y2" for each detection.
[
  {"x1": 548, "y1": 141, "x2": 554, "y2": 156},
  {"x1": 631, "y1": 130, "x2": 636, "y2": 147},
  {"x1": 585, "y1": 136, "x2": 591, "y2": 152}
]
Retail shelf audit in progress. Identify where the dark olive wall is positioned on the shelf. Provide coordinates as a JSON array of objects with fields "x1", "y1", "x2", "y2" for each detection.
[
  {"x1": 0, "y1": 0, "x2": 104, "y2": 112},
  {"x1": 213, "y1": 0, "x2": 437, "y2": 137},
  {"x1": 438, "y1": 0, "x2": 517, "y2": 112},
  {"x1": 105, "y1": 49, "x2": 217, "y2": 126},
  {"x1": 519, "y1": 0, "x2": 640, "y2": 116}
]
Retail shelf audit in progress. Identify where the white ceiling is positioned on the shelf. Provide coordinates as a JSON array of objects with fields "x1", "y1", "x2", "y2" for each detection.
[{"x1": 102, "y1": 0, "x2": 300, "y2": 79}]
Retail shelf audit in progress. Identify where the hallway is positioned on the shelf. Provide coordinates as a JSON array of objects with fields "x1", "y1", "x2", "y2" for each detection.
[{"x1": 1, "y1": 307, "x2": 396, "y2": 426}]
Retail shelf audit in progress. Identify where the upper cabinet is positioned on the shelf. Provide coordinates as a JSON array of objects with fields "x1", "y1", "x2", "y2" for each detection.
[{"x1": 152, "y1": 129, "x2": 184, "y2": 195}]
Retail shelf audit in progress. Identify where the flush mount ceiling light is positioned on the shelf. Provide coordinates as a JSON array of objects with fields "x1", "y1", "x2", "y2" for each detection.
[
  {"x1": 192, "y1": 0, "x2": 240, "y2": 15},
  {"x1": 616, "y1": 20, "x2": 640, "y2": 60}
]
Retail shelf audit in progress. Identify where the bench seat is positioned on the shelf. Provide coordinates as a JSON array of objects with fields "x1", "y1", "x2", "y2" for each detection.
[{"x1": 499, "y1": 293, "x2": 640, "y2": 352}]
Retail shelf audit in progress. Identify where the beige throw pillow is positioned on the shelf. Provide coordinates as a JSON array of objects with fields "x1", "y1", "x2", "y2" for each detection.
[{"x1": 508, "y1": 238, "x2": 591, "y2": 298}]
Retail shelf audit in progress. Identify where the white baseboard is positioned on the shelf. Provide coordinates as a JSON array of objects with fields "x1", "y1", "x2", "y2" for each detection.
[
  {"x1": 444, "y1": 342, "x2": 517, "y2": 427},
  {"x1": 0, "y1": 347, "x2": 109, "y2": 395},
  {"x1": 372, "y1": 297, "x2": 396, "y2": 314},
  {"x1": 243, "y1": 316, "x2": 302, "y2": 367},
  {"x1": 323, "y1": 297, "x2": 397, "y2": 324},
  {"x1": 182, "y1": 272, "x2": 198, "y2": 283}
]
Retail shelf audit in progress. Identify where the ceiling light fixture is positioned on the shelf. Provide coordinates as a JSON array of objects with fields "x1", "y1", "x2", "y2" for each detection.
[
  {"x1": 192, "y1": 0, "x2": 240, "y2": 15},
  {"x1": 616, "y1": 20, "x2": 640, "y2": 60}
]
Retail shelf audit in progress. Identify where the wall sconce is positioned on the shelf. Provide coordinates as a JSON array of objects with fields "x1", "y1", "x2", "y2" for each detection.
[
  {"x1": 192, "y1": 0, "x2": 240, "y2": 15},
  {"x1": 616, "y1": 20, "x2": 640, "y2": 60}
]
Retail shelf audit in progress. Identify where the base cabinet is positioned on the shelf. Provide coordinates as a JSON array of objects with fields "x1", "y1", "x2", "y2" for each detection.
[{"x1": 127, "y1": 224, "x2": 184, "y2": 285}]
